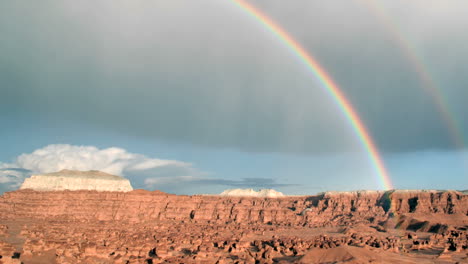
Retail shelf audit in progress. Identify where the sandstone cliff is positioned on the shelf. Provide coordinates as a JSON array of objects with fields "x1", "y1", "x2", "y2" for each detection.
[
  {"x1": 0, "y1": 189, "x2": 466, "y2": 263},
  {"x1": 1, "y1": 189, "x2": 465, "y2": 228}
]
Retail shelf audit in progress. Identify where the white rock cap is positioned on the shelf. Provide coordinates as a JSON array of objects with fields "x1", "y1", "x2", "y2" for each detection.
[
  {"x1": 219, "y1": 188, "x2": 284, "y2": 197},
  {"x1": 20, "y1": 169, "x2": 133, "y2": 192}
]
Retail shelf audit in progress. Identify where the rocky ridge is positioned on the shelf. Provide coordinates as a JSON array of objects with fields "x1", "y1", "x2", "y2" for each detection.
[{"x1": 0, "y1": 189, "x2": 466, "y2": 263}]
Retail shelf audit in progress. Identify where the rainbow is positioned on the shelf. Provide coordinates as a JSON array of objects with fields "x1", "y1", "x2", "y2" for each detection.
[
  {"x1": 231, "y1": 0, "x2": 393, "y2": 190},
  {"x1": 359, "y1": 0, "x2": 465, "y2": 148}
]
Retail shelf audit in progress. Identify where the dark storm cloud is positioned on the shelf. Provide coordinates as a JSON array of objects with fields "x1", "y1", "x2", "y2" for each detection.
[{"x1": 1, "y1": 0, "x2": 467, "y2": 154}]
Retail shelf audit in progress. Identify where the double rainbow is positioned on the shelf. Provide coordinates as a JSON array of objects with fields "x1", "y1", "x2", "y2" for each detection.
[{"x1": 231, "y1": 0, "x2": 393, "y2": 190}]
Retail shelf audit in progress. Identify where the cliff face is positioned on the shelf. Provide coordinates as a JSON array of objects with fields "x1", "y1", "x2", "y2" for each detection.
[
  {"x1": 0, "y1": 189, "x2": 466, "y2": 227},
  {"x1": 386, "y1": 190, "x2": 465, "y2": 214},
  {"x1": 0, "y1": 190, "x2": 466, "y2": 263}
]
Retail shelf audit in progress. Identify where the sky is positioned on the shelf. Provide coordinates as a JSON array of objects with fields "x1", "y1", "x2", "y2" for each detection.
[{"x1": 0, "y1": 0, "x2": 467, "y2": 194}]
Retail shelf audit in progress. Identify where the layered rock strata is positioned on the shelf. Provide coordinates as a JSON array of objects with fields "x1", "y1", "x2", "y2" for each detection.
[
  {"x1": 0, "y1": 189, "x2": 466, "y2": 263},
  {"x1": 1, "y1": 190, "x2": 466, "y2": 226},
  {"x1": 19, "y1": 170, "x2": 133, "y2": 192}
]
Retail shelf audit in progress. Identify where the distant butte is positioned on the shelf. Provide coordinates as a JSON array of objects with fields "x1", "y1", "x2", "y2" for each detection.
[
  {"x1": 219, "y1": 188, "x2": 285, "y2": 197},
  {"x1": 19, "y1": 169, "x2": 133, "y2": 192}
]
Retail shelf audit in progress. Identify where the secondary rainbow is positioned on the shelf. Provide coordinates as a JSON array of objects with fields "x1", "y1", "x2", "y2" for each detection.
[
  {"x1": 359, "y1": 0, "x2": 465, "y2": 149},
  {"x1": 230, "y1": 0, "x2": 393, "y2": 190}
]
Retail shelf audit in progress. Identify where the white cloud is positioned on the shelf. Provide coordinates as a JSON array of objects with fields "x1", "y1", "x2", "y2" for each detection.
[
  {"x1": 0, "y1": 169, "x2": 26, "y2": 185},
  {"x1": 0, "y1": 144, "x2": 199, "y2": 192},
  {"x1": 0, "y1": 169, "x2": 31, "y2": 192}
]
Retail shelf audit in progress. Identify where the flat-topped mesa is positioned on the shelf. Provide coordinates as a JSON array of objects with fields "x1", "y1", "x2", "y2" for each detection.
[{"x1": 20, "y1": 169, "x2": 133, "y2": 192}]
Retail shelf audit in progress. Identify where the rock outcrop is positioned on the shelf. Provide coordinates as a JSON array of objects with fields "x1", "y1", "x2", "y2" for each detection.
[
  {"x1": 0, "y1": 189, "x2": 466, "y2": 263},
  {"x1": 19, "y1": 170, "x2": 133, "y2": 192},
  {"x1": 1, "y1": 189, "x2": 466, "y2": 226}
]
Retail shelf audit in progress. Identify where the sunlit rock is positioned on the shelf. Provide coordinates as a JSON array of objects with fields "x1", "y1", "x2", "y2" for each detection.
[
  {"x1": 219, "y1": 188, "x2": 285, "y2": 197},
  {"x1": 20, "y1": 169, "x2": 133, "y2": 192}
]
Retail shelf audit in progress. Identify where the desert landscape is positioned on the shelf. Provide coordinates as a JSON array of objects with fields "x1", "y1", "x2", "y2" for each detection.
[
  {"x1": 0, "y1": 170, "x2": 466, "y2": 263},
  {"x1": 2, "y1": 1, "x2": 468, "y2": 263}
]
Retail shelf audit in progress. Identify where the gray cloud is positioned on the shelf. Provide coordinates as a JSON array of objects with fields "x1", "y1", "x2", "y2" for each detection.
[
  {"x1": 0, "y1": 168, "x2": 31, "y2": 193},
  {"x1": 191, "y1": 177, "x2": 296, "y2": 188},
  {"x1": 1, "y1": 0, "x2": 467, "y2": 154}
]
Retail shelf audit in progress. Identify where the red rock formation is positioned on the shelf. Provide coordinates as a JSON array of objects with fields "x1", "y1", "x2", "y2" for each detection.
[
  {"x1": 0, "y1": 189, "x2": 466, "y2": 263},
  {"x1": 2, "y1": 190, "x2": 465, "y2": 224}
]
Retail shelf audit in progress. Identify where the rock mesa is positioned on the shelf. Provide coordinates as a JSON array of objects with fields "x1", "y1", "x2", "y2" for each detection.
[{"x1": 20, "y1": 169, "x2": 133, "y2": 192}]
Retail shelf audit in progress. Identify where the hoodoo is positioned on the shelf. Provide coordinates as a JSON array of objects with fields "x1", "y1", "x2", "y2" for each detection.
[{"x1": 20, "y1": 169, "x2": 133, "y2": 192}]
